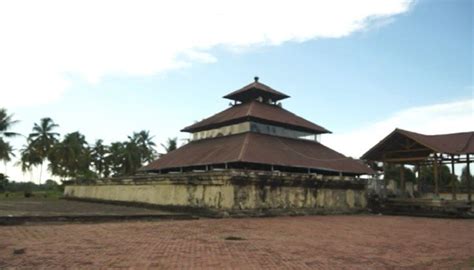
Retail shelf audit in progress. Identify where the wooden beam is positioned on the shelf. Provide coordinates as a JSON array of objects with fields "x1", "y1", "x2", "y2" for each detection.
[
  {"x1": 384, "y1": 157, "x2": 427, "y2": 163},
  {"x1": 406, "y1": 140, "x2": 421, "y2": 149},
  {"x1": 384, "y1": 148, "x2": 431, "y2": 154}
]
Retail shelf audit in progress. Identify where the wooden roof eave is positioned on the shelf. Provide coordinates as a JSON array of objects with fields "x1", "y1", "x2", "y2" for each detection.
[
  {"x1": 395, "y1": 128, "x2": 448, "y2": 154},
  {"x1": 181, "y1": 116, "x2": 331, "y2": 134},
  {"x1": 361, "y1": 128, "x2": 439, "y2": 161}
]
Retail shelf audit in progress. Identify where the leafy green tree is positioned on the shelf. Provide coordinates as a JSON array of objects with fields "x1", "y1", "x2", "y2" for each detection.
[
  {"x1": 383, "y1": 164, "x2": 416, "y2": 184},
  {"x1": 419, "y1": 164, "x2": 456, "y2": 188},
  {"x1": 27, "y1": 117, "x2": 60, "y2": 184},
  {"x1": 44, "y1": 179, "x2": 60, "y2": 191},
  {"x1": 0, "y1": 173, "x2": 8, "y2": 193},
  {"x1": 48, "y1": 132, "x2": 92, "y2": 179},
  {"x1": 108, "y1": 142, "x2": 126, "y2": 176},
  {"x1": 460, "y1": 165, "x2": 473, "y2": 188}
]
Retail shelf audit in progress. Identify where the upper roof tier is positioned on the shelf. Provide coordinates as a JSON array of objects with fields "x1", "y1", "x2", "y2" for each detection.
[
  {"x1": 182, "y1": 100, "x2": 331, "y2": 134},
  {"x1": 223, "y1": 77, "x2": 290, "y2": 103}
]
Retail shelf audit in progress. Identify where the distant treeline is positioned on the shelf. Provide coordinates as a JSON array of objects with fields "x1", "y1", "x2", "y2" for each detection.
[
  {"x1": 384, "y1": 163, "x2": 473, "y2": 188},
  {"x1": 1, "y1": 108, "x2": 178, "y2": 183},
  {"x1": 0, "y1": 173, "x2": 61, "y2": 194}
]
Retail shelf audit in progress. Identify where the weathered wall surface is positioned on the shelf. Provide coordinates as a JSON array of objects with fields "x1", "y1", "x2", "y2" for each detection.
[
  {"x1": 64, "y1": 170, "x2": 367, "y2": 214},
  {"x1": 421, "y1": 192, "x2": 471, "y2": 201}
]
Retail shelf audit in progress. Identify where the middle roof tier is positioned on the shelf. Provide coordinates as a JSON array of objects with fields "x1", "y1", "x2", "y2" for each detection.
[{"x1": 181, "y1": 100, "x2": 331, "y2": 135}]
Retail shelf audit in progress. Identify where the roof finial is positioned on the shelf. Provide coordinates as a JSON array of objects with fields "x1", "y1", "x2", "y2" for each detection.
[{"x1": 254, "y1": 76, "x2": 259, "y2": 82}]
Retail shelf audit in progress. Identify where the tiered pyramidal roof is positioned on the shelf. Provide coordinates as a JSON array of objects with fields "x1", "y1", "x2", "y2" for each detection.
[{"x1": 142, "y1": 77, "x2": 372, "y2": 175}]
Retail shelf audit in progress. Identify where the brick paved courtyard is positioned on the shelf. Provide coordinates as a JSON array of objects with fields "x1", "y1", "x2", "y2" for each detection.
[{"x1": 1, "y1": 215, "x2": 473, "y2": 269}]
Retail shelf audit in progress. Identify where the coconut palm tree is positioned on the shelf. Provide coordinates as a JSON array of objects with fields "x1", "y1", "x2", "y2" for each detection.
[
  {"x1": 0, "y1": 138, "x2": 15, "y2": 173},
  {"x1": 91, "y1": 139, "x2": 110, "y2": 178},
  {"x1": 122, "y1": 140, "x2": 142, "y2": 175},
  {"x1": 108, "y1": 142, "x2": 126, "y2": 176},
  {"x1": 128, "y1": 130, "x2": 157, "y2": 163},
  {"x1": 0, "y1": 173, "x2": 9, "y2": 193},
  {"x1": 18, "y1": 143, "x2": 42, "y2": 174},
  {"x1": 0, "y1": 108, "x2": 19, "y2": 139},
  {"x1": 27, "y1": 117, "x2": 60, "y2": 184},
  {"x1": 48, "y1": 132, "x2": 92, "y2": 179},
  {"x1": 161, "y1": 137, "x2": 178, "y2": 153},
  {"x1": 0, "y1": 109, "x2": 19, "y2": 170},
  {"x1": 107, "y1": 138, "x2": 144, "y2": 177}
]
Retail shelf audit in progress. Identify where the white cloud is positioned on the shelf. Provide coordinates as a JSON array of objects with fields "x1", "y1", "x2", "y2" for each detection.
[
  {"x1": 324, "y1": 99, "x2": 474, "y2": 159},
  {"x1": 0, "y1": 0, "x2": 412, "y2": 107}
]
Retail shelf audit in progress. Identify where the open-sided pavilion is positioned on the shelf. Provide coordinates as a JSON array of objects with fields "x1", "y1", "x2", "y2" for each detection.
[{"x1": 362, "y1": 128, "x2": 473, "y2": 202}]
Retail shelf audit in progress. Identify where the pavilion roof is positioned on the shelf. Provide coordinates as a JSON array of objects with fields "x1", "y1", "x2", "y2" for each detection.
[
  {"x1": 181, "y1": 100, "x2": 331, "y2": 134},
  {"x1": 361, "y1": 128, "x2": 474, "y2": 162},
  {"x1": 141, "y1": 132, "x2": 373, "y2": 175},
  {"x1": 223, "y1": 77, "x2": 290, "y2": 102}
]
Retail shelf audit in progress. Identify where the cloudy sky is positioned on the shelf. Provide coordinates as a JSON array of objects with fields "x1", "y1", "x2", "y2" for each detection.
[{"x1": 1, "y1": 0, "x2": 472, "y2": 182}]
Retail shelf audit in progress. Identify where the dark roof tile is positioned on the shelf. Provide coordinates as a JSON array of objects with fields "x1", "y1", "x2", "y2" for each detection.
[
  {"x1": 141, "y1": 132, "x2": 372, "y2": 174},
  {"x1": 362, "y1": 128, "x2": 474, "y2": 161},
  {"x1": 223, "y1": 78, "x2": 290, "y2": 102},
  {"x1": 182, "y1": 100, "x2": 331, "y2": 134}
]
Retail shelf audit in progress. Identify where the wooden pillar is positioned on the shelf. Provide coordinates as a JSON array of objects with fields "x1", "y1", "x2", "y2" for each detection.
[
  {"x1": 400, "y1": 164, "x2": 405, "y2": 197},
  {"x1": 451, "y1": 155, "x2": 457, "y2": 200},
  {"x1": 419, "y1": 164, "x2": 424, "y2": 192},
  {"x1": 433, "y1": 154, "x2": 439, "y2": 196},
  {"x1": 415, "y1": 164, "x2": 420, "y2": 194},
  {"x1": 383, "y1": 161, "x2": 388, "y2": 198},
  {"x1": 467, "y1": 154, "x2": 471, "y2": 203},
  {"x1": 415, "y1": 164, "x2": 420, "y2": 184}
]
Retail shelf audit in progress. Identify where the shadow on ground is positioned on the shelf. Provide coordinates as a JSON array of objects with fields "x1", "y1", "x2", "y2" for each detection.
[{"x1": 0, "y1": 197, "x2": 196, "y2": 225}]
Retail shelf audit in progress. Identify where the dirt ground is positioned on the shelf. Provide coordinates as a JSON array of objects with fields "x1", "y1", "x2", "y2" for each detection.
[
  {"x1": 0, "y1": 215, "x2": 473, "y2": 269},
  {"x1": 0, "y1": 198, "x2": 181, "y2": 217}
]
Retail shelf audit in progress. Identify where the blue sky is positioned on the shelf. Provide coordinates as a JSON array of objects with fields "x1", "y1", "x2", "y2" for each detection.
[{"x1": 0, "y1": 0, "x2": 472, "y2": 181}]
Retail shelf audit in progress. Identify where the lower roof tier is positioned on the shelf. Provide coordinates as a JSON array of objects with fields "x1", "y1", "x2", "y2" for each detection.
[{"x1": 141, "y1": 132, "x2": 373, "y2": 175}]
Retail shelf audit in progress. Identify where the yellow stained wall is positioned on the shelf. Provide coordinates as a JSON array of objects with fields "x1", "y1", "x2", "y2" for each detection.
[{"x1": 64, "y1": 179, "x2": 367, "y2": 211}]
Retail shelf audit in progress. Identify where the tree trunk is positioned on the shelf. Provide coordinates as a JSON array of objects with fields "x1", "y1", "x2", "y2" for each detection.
[{"x1": 39, "y1": 161, "x2": 44, "y2": 185}]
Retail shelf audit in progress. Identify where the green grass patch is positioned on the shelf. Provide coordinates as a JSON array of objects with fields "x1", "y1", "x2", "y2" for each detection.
[{"x1": 0, "y1": 190, "x2": 63, "y2": 200}]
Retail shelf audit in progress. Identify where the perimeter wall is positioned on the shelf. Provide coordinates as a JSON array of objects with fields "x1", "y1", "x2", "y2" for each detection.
[{"x1": 64, "y1": 170, "x2": 367, "y2": 215}]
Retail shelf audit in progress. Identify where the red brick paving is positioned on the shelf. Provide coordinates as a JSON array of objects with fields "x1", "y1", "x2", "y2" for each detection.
[{"x1": 0, "y1": 215, "x2": 473, "y2": 269}]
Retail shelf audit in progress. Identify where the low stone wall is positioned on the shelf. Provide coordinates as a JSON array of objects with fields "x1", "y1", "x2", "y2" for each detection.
[
  {"x1": 421, "y1": 192, "x2": 471, "y2": 201},
  {"x1": 64, "y1": 170, "x2": 367, "y2": 215}
]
